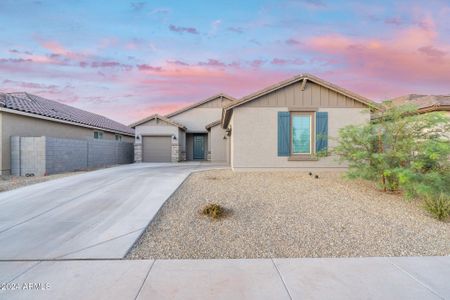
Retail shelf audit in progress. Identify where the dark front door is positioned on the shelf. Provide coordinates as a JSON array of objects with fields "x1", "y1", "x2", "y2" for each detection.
[{"x1": 193, "y1": 135, "x2": 205, "y2": 160}]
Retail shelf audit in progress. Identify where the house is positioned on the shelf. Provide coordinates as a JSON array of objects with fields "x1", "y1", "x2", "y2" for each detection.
[
  {"x1": 389, "y1": 94, "x2": 450, "y2": 117},
  {"x1": 131, "y1": 74, "x2": 378, "y2": 170},
  {"x1": 130, "y1": 93, "x2": 235, "y2": 163},
  {"x1": 222, "y1": 73, "x2": 378, "y2": 169},
  {"x1": 0, "y1": 92, "x2": 134, "y2": 175}
]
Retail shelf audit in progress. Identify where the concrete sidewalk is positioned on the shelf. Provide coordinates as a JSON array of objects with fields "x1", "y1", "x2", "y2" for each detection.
[
  {"x1": 0, "y1": 162, "x2": 227, "y2": 260},
  {"x1": 0, "y1": 256, "x2": 448, "y2": 299}
]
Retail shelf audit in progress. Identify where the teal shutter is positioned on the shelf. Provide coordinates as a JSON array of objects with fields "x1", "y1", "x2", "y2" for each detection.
[
  {"x1": 316, "y1": 112, "x2": 328, "y2": 153},
  {"x1": 278, "y1": 112, "x2": 290, "y2": 156}
]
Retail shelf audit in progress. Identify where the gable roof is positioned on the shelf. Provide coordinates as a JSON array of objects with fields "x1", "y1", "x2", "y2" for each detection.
[
  {"x1": 389, "y1": 94, "x2": 450, "y2": 112},
  {"x1": 129, "y1": 113, "x2": 187, "y2": 130},
  {"x1": 0, "y1": 92, "x2": 134, "y2": 135},
  {"x1": 205, "y1": 120, "x2": 221, "y2": 130},
  {"x1": 225, "y1": 73, "x2": 377, "y2": 111},
  {"x1": 165, "y1": 93, "x2": 236, "y2": 118},
  {"x1": 221, "y1": 73, "x2": 379, "y2": 128}
]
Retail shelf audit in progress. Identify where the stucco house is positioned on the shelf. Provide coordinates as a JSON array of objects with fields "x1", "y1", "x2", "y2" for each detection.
[
  {"x1": 0, "y1": 92, "x2": 134, "y2": 175},
  {"x1": 222, "y1": 74, "x2": 378, "y2": 170},
  {"x1": 131, "y1": 73, "x2": 378, "y2": 169},
  {"x1": 130, "y1": 94, "x2": 235, "y2": 163}
]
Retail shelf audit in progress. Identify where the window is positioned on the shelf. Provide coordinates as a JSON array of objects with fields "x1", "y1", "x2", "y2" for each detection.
[
  {"x1": 94, "y1": 131, "x2": 103, "y2": 139},
  {"x1": 291, "y1": 112, "x2": 313, "y2": 155},
  {"x1": 115, "y1": 134, "x2": 122, "y2": 141}
]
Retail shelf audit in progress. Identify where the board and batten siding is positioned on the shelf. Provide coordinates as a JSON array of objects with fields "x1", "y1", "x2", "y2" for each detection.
[{"x1": 241, "y1": 81, "x2": 366, "y2": 109}]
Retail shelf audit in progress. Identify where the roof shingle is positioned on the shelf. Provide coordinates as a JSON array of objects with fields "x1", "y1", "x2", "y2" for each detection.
[{"x1": 0, "y1": 92, "x2": 134, "y2": 135}]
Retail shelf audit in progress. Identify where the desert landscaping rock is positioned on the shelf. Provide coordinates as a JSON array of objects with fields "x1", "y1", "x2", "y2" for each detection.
[{"x1": 127, "y1": 170, "x2": 450, "y2": 259}]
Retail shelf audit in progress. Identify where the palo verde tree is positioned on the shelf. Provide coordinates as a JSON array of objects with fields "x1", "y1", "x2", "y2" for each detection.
[{"x1": 334, "y1": 102, "x2": 450, "y2": 219}]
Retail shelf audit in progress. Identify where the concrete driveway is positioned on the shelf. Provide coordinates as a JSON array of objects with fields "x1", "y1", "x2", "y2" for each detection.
[{"x1": 0, "y1": 162, "x2": 226, "y2": 260}]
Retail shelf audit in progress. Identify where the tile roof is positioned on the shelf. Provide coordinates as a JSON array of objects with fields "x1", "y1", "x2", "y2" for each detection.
[
  {"x1": 389, "y1": 94, "x2": 450, "y2": 110},
  {"x1": 0, "y1": 92, "x2": 134, "y2": 135}
]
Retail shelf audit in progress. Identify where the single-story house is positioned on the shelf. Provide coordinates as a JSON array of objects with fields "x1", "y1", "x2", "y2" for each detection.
[
  {"x1": 131, "y1": 73, "x2": 379, "y2": 170},
  {"x1": 130, "y1": 93, "x2": 235, "y2": 163},
  {"x1": 0, "y1": 92, "x2": 134, "y2": 175},
  {"x1": 389, "y1": 94, "x2": 450, "y2": 117},
  {"x1": 222, "y1": 73, "x2": 378, "y2": 170}
]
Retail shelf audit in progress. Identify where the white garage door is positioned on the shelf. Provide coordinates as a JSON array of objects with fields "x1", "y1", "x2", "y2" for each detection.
[{"x1": 142, "y1": 136, "x2": 172, "y2": 162}]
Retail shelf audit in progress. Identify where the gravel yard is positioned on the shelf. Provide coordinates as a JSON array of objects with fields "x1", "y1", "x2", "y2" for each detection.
[
  {"x1": 127, "y1": 170, "x2": 450, "y2": 259},
  {"x1": 0, "y1": 172, "x2": 84, "y2": 192}
]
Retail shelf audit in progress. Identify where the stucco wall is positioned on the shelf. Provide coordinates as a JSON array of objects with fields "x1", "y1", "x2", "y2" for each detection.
[
  {"x1": 0, "y1": 112, "x2": 132, "y2": 174},
  {"x1": 209, "y1": 125, "x2": 229, "y2": 162},
  {"x1": 169, "y1": 107, "x2": 222, "y2": 132},
  {"x1": 230, "y1": 107, "x2": 370, "y2": 169}
]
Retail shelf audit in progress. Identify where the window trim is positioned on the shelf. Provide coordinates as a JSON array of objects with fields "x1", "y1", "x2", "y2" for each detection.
[
  {"x1": 115, "y1": 134, "x2": 122, "y2": 141},
  {"x1": 94, "y1": 131, "x2": 104, "y2": 139},
  {"x1": 290, "y1": 111, "x2": 315, "y2": 156}
]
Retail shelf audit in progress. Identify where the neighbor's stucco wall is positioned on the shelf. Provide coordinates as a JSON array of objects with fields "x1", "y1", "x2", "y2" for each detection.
[
  {"x1": 169, "y1": 107, "x2": 222, "y2": 133},
  {"x1": 230, "y1": 107, "x2": 370, "y2": 169},
  {"x1": 0, "y1": 112, "x2": 131, "y2": 174},
  {"x1": 209, "y1": 125, "x2": 229, "y2": 162}
]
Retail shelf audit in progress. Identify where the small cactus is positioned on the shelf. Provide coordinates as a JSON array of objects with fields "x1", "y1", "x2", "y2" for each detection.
[
  {"x1": 308, "y1": 172, "x2": 312, "y2": 176},
  {"x1": 315, "y1": 175, "x2": 319, "y2": 179}
]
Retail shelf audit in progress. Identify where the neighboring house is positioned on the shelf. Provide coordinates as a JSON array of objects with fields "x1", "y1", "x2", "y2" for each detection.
[
  {"x1": 130, "y1": 93, "x2": 235, "y2": 163},
  {"x1": 389, "y1": 94, "x2": 450, "y2": 117},
  {"x1": 0, "y1": 92, "x2": 134, "y2": 175},
  {"x1": 131, "y1": 73, "x2": 378, "y2": 169}
]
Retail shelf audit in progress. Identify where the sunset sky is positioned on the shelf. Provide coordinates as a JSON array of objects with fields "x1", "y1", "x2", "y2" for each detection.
[{"x1": 0, "y1": 0, "x2": 449, "y2": 124}]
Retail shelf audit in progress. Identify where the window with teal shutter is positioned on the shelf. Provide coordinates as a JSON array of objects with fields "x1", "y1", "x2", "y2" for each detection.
[
  {"x1": 277, "y1": 112, "x2": 290, "y2": 156},
  {"x1": 316, "y1": 112, "x2": 328, "y2": 153}
]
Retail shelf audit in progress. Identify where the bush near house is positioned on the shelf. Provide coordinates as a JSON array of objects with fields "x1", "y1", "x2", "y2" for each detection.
[{"x1": 334, "y1": 103, "x2": 450, "y2": 220}]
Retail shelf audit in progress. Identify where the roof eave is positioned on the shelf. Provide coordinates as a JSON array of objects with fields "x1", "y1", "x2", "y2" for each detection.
[
  {"x1": 224, "y1": 73, "x2": 379, "y2": 111},
  {"x1": 0, "y1": 107, "x2": 135, "y2": 136},
  {"x1": 165, "y1": 93, "x2": 237, "y2": 118}
]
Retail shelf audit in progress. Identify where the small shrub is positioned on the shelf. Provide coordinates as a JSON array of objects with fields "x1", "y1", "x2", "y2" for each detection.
[
  {"x1": 424, "y1": 193, "x2": 450, "y2": 221},
  {"x1": 201, "y1": 203, "x2": 225, "y2": 219}
]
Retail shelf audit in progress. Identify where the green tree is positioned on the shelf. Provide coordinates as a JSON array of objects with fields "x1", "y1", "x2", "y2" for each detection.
[{"x1": 334, "y1": 103, "x2": 450, "y2": 219}]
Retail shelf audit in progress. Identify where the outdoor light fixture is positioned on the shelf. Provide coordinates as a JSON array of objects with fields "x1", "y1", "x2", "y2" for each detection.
[
  {"x1": 173, "y1": 135, "x2": 177, "y2": 140},
  {"x1": 136, "y1": 136, "x2": 140, "y2": 140}
]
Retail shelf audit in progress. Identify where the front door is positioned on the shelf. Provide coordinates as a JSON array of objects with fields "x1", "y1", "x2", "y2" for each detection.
[{"x1": 193, "y1": 135, "x2": 205, "y2": 160}]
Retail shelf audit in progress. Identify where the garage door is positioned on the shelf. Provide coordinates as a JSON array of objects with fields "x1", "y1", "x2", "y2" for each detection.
[{"x1": 142, "y1": 136, "x2": 172, "y2": 162}]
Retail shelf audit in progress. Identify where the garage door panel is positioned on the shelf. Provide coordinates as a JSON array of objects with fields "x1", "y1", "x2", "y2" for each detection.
[{"x1": 142, "y1": 136, "x2": 171, "y2": 162}]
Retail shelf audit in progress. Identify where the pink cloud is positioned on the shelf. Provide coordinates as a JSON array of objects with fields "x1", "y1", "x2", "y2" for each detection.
[
  {"x1": 136, "y1": 64, "x2": 162, "y2": 72},
  {"x1": 197, "y1": 59, "x2": 226, "y2": 67},
  {"x1": 271, "y1": 58, "x2": 305, "y2": 65},
  {"x1": 298, "y1": 19, "x2": 450, "y2": 94}
]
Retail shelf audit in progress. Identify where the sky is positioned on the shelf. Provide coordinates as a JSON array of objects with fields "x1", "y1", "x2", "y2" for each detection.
[{"x1": 0, "y1": 0, "x2": 449, "y2": 124}]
